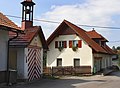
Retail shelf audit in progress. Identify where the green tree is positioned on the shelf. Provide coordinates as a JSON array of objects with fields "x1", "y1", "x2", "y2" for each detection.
[
  {"x1": 112, "y1": 46, "x2": 116, "y2": 51},
  {"x1": 117, "y1": 46, "x2": 120, "y2": 50},
  {"x1": 116, "y1": 46, "x2": 120, "y2": 66}
]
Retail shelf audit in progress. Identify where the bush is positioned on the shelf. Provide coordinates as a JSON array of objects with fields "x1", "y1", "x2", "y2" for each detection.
[
  {"x1": 72, "y1": 46, "x2": 78, "y2": 51},
  {"x1": 111, "y1": 65, "x2": 119, "y2": 71},
  {"x1": 58, "y1": 47, "x2": 64, "y2": 51}
]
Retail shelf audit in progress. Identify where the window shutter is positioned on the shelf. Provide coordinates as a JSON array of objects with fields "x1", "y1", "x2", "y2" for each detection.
[
  {"x1": 55, "y1": 41, "x2": 58, "y2": 48},
  {"x1": 69, "y1": 41, "x2": 72, "y2": 48},
  {"x1": 78, "y1": 40, "x2": 82, "y2": 48},
  {"x1": 64, "y1": 41, "x2": 67, "y2": 48}
]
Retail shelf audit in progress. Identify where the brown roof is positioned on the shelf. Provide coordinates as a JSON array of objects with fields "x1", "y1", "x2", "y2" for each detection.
[
  {"x1": 86, "y1": 30, "x2": 108, "y2": 42},
  {"x1": 9, "y1": 26, "x2": 48, "y2": 49},
  {"x1": 47, "y1": 20, "x2": 115, "y2": 54},
  {"x1": 102, "y1": 45, "x2": 116, "y2": 55},
  {"x1": 0, "y1": 12, "x2": 20, "y2": 30}
]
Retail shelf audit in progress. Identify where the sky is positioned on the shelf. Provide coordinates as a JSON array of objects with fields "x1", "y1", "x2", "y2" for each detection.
[{"x1": 0, "y1": 0, "x2": 120, "y2": 47}]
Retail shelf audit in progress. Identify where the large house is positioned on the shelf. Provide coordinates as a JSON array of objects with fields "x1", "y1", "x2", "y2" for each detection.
[
  {"x1": 47, "y1": 20, "x2": 115, "y2": 74},
  {"x1": 0, "y1": 12, "x2": 22, "y2": 83},
  {"x1": 9, "y1": 0, "x2": 48, "y2": 81}
]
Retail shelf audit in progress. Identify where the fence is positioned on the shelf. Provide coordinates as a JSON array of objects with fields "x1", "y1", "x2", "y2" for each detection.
[{"x1": 43, "y1": 66, "x2": 91, "y2": 76}]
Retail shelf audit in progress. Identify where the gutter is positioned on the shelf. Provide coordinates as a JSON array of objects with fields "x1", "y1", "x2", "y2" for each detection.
[{"x1": 7, "y1": 32, "x2": 19, "y2": 86}]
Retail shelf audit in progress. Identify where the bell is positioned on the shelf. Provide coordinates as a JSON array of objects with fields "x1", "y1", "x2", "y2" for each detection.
[{"x1": 25, "y1": 9, "x2": 31, "y2": 14}]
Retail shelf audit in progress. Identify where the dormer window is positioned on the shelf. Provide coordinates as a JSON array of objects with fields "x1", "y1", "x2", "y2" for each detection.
[
  {"x1": 101, "y1": 41, "x2": 106, "y2": 46},
  {"x1": 93, "y1": 39, "x2": 100, "y2": 44}
]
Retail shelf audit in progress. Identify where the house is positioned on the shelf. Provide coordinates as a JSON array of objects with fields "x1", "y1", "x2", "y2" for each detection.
[
  {"x1": 0, "y1": 12, "x2": 22, "y2": 83},
  {"x1": 47, "y1": 20, "x2": 115, "y2": 74},
  {"x1": 9, "y1": 0, "x2": 48, "y2": 81}
]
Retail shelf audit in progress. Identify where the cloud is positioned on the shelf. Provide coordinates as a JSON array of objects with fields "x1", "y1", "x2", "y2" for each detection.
[{"x1": 37, "y1": 0, "x2": 120, "y2": 39}]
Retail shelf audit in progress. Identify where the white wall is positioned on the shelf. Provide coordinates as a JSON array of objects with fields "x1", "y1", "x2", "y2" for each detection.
[
  {"x1": 17, "y1": 48, "x2": 25, "y2": 79},
  {"x1": 41, "y1": 48, "x2": 43, "y2": 74},
  {"x1": 24, "y1": 47, "x2": 43, "y2": 80},
  {"x1": 93, "y1": 53, "x2": 112, "y2": 71},
  {"x1": 30, "y1": 35, "x2": 42, "y2": 47},
  {"x1": 0, "y1": 30, "x2": 8, "y2": 71},
  {"x1": 30, "y1": 34, "x2": 43, "y2": 74},
  {"x1": 17, "y1": 34, "x2": 43, "y2": 79},
  {"x1": 16, "y1": 47, "x2": 43, "y2": 79},
  {"x1": 47, "y1": 35, "x2": 93, "y2": 68}
]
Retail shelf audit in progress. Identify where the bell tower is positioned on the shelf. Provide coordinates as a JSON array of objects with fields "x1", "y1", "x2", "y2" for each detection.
[{"x1": 21, "y1": 0, "x2": 35, "y2": 30}]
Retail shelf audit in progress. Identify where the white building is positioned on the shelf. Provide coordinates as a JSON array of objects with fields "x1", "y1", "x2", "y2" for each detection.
[
  {"x1": 47, "y1": 20, "x2": 115, "y2": 74},
  {"x1": 0, "y1": 12, "x2": 22, "y2": 83},
  {"x1": 9, "y1": 0, "x2": 48, "y2": 81}
]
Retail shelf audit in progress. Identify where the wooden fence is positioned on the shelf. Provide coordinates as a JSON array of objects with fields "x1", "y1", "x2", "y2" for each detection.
[{"x1": 43, "y1": 66, "x2": 91, "y2": 76}]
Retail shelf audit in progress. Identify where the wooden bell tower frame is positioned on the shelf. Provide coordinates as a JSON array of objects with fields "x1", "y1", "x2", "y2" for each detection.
[{"x1": 21, "y1": 0, "x2": 35, "y2": 30}]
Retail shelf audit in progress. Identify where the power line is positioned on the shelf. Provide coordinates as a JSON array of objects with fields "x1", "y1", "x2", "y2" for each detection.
[
  {"x1": 6, "y1": 15, "x2": 21, "y2": 19},
  {"x1": 108, "y1": 40, "x2": 120, "y2": 43},
  {"x1": 6, "y1": 14, "x2": 120, "y2": 30},
  {"x1": 5, "y1": 14, "x2": 120, "y2": 43},
  {"x1": 34, "y1": 18, "x2": 60, "y2": 24},
  {"x1": 78, "y1": 25, "x2": 120, "y2": 29},
  {"x1": 6, "y1": 15, "x2": 60, "y2": 24}
]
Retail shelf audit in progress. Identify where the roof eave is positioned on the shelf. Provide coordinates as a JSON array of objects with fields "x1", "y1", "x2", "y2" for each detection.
[
  {"x1": 0, "y1": 25, "x2": 24, "y2": 34},
  {"x1": 38, "y1": 26, "x2": 48, "y2": 49}
]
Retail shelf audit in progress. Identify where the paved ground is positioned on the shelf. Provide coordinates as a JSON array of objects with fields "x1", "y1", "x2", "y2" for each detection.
[{"x1": 1, "y1": 71, "x2": 120, "y2": 88}]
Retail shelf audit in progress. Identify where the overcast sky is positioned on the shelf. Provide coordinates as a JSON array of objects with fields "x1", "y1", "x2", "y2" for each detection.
[{"x1": 0, "y1": 0, "x2": 120, "y2": 47}]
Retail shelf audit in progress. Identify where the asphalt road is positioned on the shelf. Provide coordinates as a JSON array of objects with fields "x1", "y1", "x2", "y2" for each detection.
[{"x1": 1, "y1": 71, "x2": 120, "y2": 88}]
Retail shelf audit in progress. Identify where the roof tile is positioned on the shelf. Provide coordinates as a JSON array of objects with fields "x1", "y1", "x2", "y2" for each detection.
[
  {"x1": 86, "y1": 30, "x2": 108, "y2": 41},
  {"x1": 0, "y1": 12, "x2": 20, "y2": 30},
  {"x1": 9, "y1": 26, "x2": 48, "y2": 49},
  {"x1": 47, "y1": 20, "x2": 114, "y2": 54}
]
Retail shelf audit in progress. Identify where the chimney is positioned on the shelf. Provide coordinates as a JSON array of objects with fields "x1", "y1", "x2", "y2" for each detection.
[{"x1": 21, "y1": 0, "x2": 35, "y2": 30}]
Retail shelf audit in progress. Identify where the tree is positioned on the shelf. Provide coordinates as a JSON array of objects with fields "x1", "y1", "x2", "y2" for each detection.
[
  {"x1": 117, "y1": 46, "x2": 120, "y2": 50},
  {"x1": 112, "y1": 46, "x2": 120, "y2": 66},
  {"x1": 112, "y1": 46, "x2": 116, "y2": 51},
  {"x1": 116, "y1": 46, "x2": 120, "y2": 66}
]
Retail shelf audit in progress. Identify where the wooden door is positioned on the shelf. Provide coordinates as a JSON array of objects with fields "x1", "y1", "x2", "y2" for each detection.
[
  {"x1": 9, "y1": 49, "x2": 17, "y2": 70},
  {"x1": 26, "y1": 47, "x2": 42, "y2": 81}
]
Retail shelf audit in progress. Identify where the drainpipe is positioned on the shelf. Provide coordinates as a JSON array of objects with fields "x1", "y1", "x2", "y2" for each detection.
[{"x1": 7, "y1": 32, "x2": 18, "y2": 86}]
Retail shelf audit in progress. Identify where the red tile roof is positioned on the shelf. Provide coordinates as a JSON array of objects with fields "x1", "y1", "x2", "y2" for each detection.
[
  {"x1": 0, "y1": 12, "x2": 20, "y2": 30},
  {"x1": 47, "y1": 20, "x2": 115, "y2": 54},
  {"x1": 102, "y1": 45, "x2": 116, "y2": 54},
  {"x1": 9, "y1": 26, "x2": 48, "y2": 49},
  {"x1": 86, "y1": 30, "x2": 108, "y2": 42}
]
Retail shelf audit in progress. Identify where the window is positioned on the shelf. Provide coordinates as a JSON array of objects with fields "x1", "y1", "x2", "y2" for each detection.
[
  {"x1": 57, "y1": 58, "x2": 62, "y2": 66},
  {"x1": 55, "y1": 41, "x2": 67, "y2": 48},
  {"x1": 101, "y1": 41, "x2": 106, "y2": 46},
  {"x1": 74, "y1": 59, "x2": 80, "y2": 67},
  {"x1": 69, "y1": 40, "x2": 82, "y2": 48},
  {"x1": 59, "y1": 41, "x2": 64, "y2": 47},
  {"x1": 93, "y1": 39, "x2": 100, "y2": 44},
  {"x1": 73, "y1": 40, "x2": 78, "y2": 47}
]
